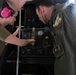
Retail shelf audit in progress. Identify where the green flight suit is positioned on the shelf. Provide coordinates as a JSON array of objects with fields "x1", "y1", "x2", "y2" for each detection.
[
  {"x1": 0, "y1": 25, "x2": 11, "y2": 55},
  {"x1": 0, "y1": 41, "x2": 5, "y2": 56},
  {"x1": 0, "y1": 25, "x2": 11, "y2": 41},
  {"x1": 50, "y1": 3, "x2": 76, "y2": 75}
]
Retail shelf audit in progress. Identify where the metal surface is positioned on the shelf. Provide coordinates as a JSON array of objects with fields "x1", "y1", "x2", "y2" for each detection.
[{"x1": 16, "y1": 10, "x2": 22, "y2": 75}]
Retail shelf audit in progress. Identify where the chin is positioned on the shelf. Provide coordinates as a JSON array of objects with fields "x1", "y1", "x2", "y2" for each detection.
[{"x1": 10, "y1": 22, "x2": 14, "y2": 25}]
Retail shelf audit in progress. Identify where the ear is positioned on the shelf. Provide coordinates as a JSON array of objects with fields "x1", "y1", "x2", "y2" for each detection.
[{"x1": 39, "y1": 6, "x2": 45, "y2": 13}]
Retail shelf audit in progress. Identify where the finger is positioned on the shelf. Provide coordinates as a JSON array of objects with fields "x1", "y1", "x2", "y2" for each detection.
[
  {"x1": 13, "y1": 27, "x2": 21, "y2": 36},
  {"x1": 28, "y1": 39, "x2": 35, "y2": 42}
]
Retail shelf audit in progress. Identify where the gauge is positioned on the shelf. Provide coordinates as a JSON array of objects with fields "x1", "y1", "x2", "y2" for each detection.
[{"x1": 37, "y1": 30, "x2": 44, "y2": 36}]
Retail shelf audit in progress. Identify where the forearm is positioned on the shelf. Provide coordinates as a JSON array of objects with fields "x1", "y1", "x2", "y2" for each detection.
[
  {"x1": 0, "y1": 25, "x2": 34, "y2": 46},
  {"x1": 4, "y1": 34, "x2": 33, "y2": 46}
]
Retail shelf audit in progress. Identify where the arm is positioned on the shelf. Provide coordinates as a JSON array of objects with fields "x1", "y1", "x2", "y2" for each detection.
[
  {"x1": 0, "y1": 25, "x2": 34, "y2": 46},
  {"x1": 4, "y1": 34, "x2": 34, "y2": 46}
]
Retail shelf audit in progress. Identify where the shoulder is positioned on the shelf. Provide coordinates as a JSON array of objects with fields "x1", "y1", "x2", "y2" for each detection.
[
  {"x1": 55, "y1": 3, "x2": 76, "y2": 14},
  {"x1": 62, "y1": 3, "x2": 76, "y2": 17},
  {"x1": 62, "y1": 3, "x2": 76, "y2": 23}
]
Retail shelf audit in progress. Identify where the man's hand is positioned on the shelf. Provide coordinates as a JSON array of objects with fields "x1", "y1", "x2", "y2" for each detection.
[
  {"x1": 21, "y1": 39, "x2": 35, "y2": 47},
  {"x1": 12, "y1": 27, "x2": 35, "y2": 46}
]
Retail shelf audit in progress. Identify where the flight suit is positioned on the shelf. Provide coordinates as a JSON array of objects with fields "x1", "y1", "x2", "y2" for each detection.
[
  {"x1": 49, "y1": 3, "x2": 76, "y2": 75},
  {"x1": 0, "y1": 41, "x2": 5, "y2": 56},
  {"x1": 0, "y1": 24, "x2": 11, "y2": 41},
  {"x1": 0, "y1": 25, "x2": 11, "y2": 55}
]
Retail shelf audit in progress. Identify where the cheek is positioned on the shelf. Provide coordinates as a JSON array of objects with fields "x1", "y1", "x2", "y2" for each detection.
[
  {"x1": 11, "y1": 17, "x2": 16, "y2": 21},
  {"x1": 45, "y1": 15, "x2": 49, "y2": 21},
  {"x1": 0, "y1": 18, "x2": 7, "y2": 25},
  {"x1": 7, "y1": 17, "x2": 16, "y2": 24},
  {"x1": 47, "y1": 12, "x2": 51, "y2": 21}
]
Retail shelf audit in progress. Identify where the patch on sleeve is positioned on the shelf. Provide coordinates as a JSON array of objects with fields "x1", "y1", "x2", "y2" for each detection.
[{"x1": 53, "y1": 14, "x2": 62, "y2": 28}]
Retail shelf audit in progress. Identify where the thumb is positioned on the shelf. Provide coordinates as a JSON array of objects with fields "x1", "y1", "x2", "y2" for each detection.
[
  {"x1": 13, "y1": 27, "x2": 21, "y2": 36},
  {"x1": 28, "y1": 39, "x2": 35, "y2": 42}
]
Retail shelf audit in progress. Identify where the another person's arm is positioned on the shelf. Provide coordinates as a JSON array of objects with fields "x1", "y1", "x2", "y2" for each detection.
[
  {"x1": 4, "y1": 34, "x2": 34, "y2": 46},
  {"x1": 0, "y1": 25, "x2": 34, "y2": 46}
]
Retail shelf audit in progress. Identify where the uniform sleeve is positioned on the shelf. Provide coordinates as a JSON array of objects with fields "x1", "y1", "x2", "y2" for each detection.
[
  {"x1": 0, "y1": 25, "x2": 11, "y2": 41},
  {"x1": 62, "y1": 3, "x2": 76, "y2": 37}
]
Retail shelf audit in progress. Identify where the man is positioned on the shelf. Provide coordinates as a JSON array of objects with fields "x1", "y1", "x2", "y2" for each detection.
[
  {"x1": 0, "y1": 0, "x2": 34, "y2": 46},
  {"x1": 33, "y1": 0, "x2": 76, "y2": 75}
]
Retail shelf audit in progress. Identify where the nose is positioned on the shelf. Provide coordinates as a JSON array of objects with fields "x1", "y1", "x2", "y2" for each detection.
[
  {"x1": 12, "y1": 16, "x2": 16, "y2": 21},
  {"x1": 14, "y1": 17, "x2": 16, "y2": 21}
]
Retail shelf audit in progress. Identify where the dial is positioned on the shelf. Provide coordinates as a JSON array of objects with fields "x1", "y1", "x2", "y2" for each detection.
[{"x1": 37, "y1": 30, "x2": 44, "y2": 36}]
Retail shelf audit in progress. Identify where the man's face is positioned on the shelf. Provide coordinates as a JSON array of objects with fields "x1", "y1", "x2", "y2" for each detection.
[
  {"x1": 7, "y1": 12, "x2": 18, "y2": 25},
  {"x1": 36, "y1": 6, "x2": 52, "y2": 24},
  {"x1": 0, "y1": 12, "x2": 18, "y2": 26}
]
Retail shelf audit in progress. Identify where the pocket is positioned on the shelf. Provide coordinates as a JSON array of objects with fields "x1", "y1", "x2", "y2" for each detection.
[{"x1": 53, "y1": 45, "x2": 64, "y2": 58}]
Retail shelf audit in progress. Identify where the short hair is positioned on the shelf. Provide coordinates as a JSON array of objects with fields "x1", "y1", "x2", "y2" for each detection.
[{"x1": 33, "y1": 0, "x2": 55, "y2": 8}]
